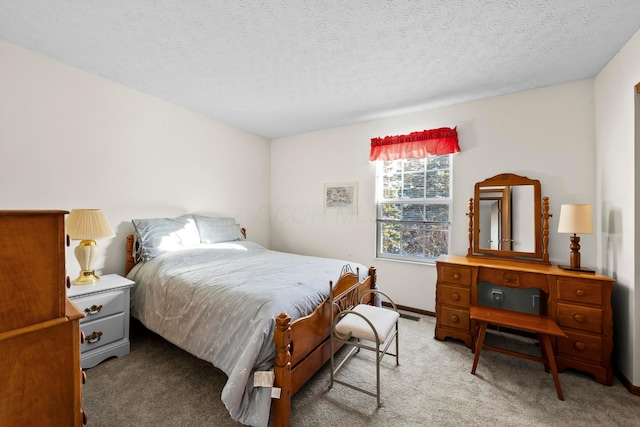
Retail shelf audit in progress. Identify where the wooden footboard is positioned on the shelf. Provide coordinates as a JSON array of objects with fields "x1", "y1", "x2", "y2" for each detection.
[
  {"x1": 125, "y1": 234, "x2": 375, "y2": 427},
  {"x1": 272, "y1": 266, "x2": 377, "y2": 427}
]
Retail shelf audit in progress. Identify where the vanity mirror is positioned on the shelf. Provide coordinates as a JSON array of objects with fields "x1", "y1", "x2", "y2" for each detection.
[{"x1": 467, "y1": 173, "x2": 550, "y2": 263}]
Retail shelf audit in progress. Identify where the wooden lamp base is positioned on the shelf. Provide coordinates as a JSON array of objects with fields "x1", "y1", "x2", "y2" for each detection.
[
  {"x1": 559, "y1": 234, "x2": 595, "y2": 274},
  {"x1": 558, "y1": 265, "x2": 595, "y2": 273}
]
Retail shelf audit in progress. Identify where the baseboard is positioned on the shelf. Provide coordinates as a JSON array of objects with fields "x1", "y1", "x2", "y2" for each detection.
[
  {"x1": 382, "y1": 302, "x2": 434, "y2": 317},
  {"x1": 385, "y1": 303, "x2": 536, "y2": 340},
  {"x1": 615, "y1": 368, "x2": 640, "y2": 396}
]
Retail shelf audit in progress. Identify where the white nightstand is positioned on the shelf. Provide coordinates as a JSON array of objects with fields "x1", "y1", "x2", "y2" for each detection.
[{"x1": 67, "y1": 274, "x2": 135, "y2": 369}]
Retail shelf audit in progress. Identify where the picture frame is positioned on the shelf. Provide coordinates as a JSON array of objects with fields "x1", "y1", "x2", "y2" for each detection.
[{"x1": 324, "y1": 182, "x2": 358, "y2": 214}]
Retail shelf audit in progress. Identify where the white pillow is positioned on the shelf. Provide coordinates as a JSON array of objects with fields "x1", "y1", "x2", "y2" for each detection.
[
  {"x1": 132, "y1": 215, "x2": 201, "y2": 261},
  {"x1": 192, "y1": 215, "x2": 244, "y2": 244}
]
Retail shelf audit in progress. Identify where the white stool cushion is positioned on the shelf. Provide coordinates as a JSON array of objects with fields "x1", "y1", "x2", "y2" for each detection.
[{"x1": 335, "y1": 304, "x2": 400, "y2": 344}]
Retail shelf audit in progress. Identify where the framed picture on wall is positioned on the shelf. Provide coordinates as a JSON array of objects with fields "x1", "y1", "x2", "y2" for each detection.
[{"x1": 324, "y1": 182, "x2": 358, "y2": 214}]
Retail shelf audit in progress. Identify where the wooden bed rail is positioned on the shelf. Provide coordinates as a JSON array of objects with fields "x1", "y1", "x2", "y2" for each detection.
[{"x1": 272, "y1": 266, "x2": 377, "y2": 427}]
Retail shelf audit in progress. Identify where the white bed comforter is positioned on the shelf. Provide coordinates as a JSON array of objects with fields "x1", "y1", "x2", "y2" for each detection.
[{"x1": 127, "y1": 241, "x2": 368, "y2": 427}]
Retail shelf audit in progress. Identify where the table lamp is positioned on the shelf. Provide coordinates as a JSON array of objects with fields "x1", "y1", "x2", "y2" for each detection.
[
  {"x1": 66, "y1": 209, "x2": 116, "y2": 285},
  {"x1": 557, "y1": 204, "x2": 595, "y2": 273}
]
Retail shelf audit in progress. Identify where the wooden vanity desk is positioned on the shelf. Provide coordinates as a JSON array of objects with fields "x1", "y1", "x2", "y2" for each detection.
[
  {"x1": 435, "y1": 255, "x2": 614, "y2": 385},
  {"x1": 435, "y1": 173, "x2": 615, "y2": 386}
]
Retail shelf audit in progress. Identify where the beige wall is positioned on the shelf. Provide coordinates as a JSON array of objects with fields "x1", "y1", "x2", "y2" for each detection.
[
  {"x1": 271, "y1": 79, "x2": 596, "y2": 313},
  {"x1": 0, "y1": 40, "x2": 271, "y2": 279},
  {"x1": 595, "y1": 28, "x2": 640, "y2": 387}
]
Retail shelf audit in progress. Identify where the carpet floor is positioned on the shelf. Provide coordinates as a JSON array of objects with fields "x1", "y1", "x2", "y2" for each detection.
[{"x1": 82, "y1": 315, "x2": 639, "y2": 426}]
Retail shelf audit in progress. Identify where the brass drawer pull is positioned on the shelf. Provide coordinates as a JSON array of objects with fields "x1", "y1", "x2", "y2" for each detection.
[
  {"x1": 575, "y1": 289, "x2": 586, "y2": 297},
  {"x1": 84, "y1": 304, "x2": 103, "y2": 315},
  {"x1": 86, "y1": 331, "x2": 103, "y2": 344},
  {"x1": 82, "y1": 370, "x2": 87, "y2": 384},
  {"x1": 573, "y1": 314, "x2": 587, "y2": 323},
  {"x1": 450, "y1": 292, "x2": 460, "y2": 301},
  {"x1": 450, "y1": 314, "x2": 459, "y2": 323},
  {"x1": 453, "y1": 273, "x2": 460, "y2": 279},
  {"x1": 573, "y1": 341, "x2": 587, "y2": 351}
]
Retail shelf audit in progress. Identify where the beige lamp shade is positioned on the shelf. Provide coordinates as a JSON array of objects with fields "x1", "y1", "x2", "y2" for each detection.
[
  {"x1": 557, "y1": 204, "x2": 594, "y2": 235},
  {"x1": 66, "y1": 209, "x2": 115, "y2": 240}
]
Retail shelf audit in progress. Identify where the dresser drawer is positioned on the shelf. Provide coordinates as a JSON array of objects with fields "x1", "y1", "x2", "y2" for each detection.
[
  {"x1": 439, "y1": 305, "x2": 469, "y2": 331},
  {"x1": 557, "y1": 330, "x2": 603, "y2": 363},
  {"x1": 557, "y1": 279, "x2": 603, "y2": 306},
  {"x1": 440, "y1": 265, "x2": 471, "y2": 286},
  {"x1": 557, "y1": 303, "x2": 602, "y2": 334},
  {"x1": 438, "y1": 284, "x2": 470, "y2": 308},
  {"x1": 80, "y1": 313, "x2": 125, "y2": 353},
  {"x1": 73, "y1": 290, "x2": 125, "y2": 323}
]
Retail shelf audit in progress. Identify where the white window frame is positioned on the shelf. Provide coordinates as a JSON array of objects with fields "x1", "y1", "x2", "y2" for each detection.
[{"x1": 375, "y1": 155, "x2": 453, "y2": 264}]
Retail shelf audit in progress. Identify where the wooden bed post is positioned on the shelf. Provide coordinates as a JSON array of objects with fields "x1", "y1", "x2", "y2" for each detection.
[
  {"x1": 368, "y1": 266, "x2": 377, "y2": 286},
  {"x1": 368, "y1": 266, "x2": 378, "y2": 305},
  {"x1": 273, "y1": 312, "x2": 292, "y2": 427}
]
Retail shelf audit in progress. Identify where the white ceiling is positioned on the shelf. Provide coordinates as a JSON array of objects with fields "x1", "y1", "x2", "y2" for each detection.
[{"x1": 2, "y1": 1, "x2": 640, "y2": 139}]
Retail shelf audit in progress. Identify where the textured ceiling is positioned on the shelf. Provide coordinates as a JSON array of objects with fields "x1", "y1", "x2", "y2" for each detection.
[{"x1": 2, "y1": 1, "x2": 640, "y2": 139}]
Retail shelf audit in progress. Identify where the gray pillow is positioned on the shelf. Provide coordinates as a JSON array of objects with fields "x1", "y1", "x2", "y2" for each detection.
[
  {"x1": 132, "y1": 215, "x2": 201, "y2": 261},
  {"x1": 192, "y1": 215, "x2": 244, "y2": 244}
]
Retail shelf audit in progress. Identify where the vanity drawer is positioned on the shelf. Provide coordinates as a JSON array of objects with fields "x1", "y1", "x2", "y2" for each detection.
[
  {"x1": 80, "y1": 313, "x2": 125, "y2": 353},
  {"x1": 556, "y1": 303, "x2": 602, "y2": 334},
  {"x1": 557, "y1": 330, "x2": 602, "y2": 363},
  {"x1": 557, "y1": 279, "x2": 603, "y2": 306},
  {"x1": 73, "y1": 290, "x2": 125, "y2": 323},
  {"x1": 439, "y1": 305, "x2": 469, "y2": 331},
  {"x1": 438, "y1": 284, "x2": 470, "y2": 308},
  {"x1": 477, "y1": 268, "x2": 546, "y2": 289},
  {"x1": 440, "y1": 265, "x2": 471, "y2": 286}
]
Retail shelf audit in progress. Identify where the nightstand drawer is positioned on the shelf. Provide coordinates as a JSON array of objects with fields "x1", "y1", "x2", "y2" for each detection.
[
  {"x1": 73, "y1": 290, "x2": 125, "y2": 323},
  {"x1": 80, "y1": 313, "x2": 125, "y2": 353}
]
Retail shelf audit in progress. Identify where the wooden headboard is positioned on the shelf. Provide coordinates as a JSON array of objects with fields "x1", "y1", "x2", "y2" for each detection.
[
  {"x1": 125, "y1": 227, "x2": 247, "y2": 275},
  {"x1": 125, "y1": 234, "x2": 137, "y2": 275}
]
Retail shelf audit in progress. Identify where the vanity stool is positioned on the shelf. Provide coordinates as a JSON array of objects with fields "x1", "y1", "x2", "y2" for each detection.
[{"x1": 470, "y1": 305, "x2": 568, "y2": 400}]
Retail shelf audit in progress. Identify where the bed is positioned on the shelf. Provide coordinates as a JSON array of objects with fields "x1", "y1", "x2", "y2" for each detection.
[{"x1": 124, "y1": 214, "x2": 376, "y2": 427}]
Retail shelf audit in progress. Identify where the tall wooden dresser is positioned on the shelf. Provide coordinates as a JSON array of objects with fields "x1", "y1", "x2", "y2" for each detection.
[{"x1": 0, "y1": 210, "x2": 86, "y2": 425}]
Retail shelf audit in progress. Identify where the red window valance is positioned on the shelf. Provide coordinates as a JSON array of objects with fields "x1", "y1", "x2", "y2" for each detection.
[{"x1": 369, "y1": 127, "x2": 460, "y2": 161}]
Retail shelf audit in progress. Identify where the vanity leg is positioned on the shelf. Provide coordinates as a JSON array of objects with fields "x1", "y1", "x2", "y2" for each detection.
[
  {"x1": 540, "y1": 334, "x2": 564, "y2": 401},
  {"x1": 471, "y1": 321, "x2": 488, "y2": 375}
]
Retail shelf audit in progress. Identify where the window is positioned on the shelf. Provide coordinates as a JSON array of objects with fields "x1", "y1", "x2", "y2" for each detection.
[{"x1": 376, "y1": 155, "x2": 452, "y2": 263}]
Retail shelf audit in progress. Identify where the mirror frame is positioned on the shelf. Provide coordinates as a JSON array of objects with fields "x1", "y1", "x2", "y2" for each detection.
[{"x1": 467, "y1": 173, "x2": 550, "y2": 263}]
